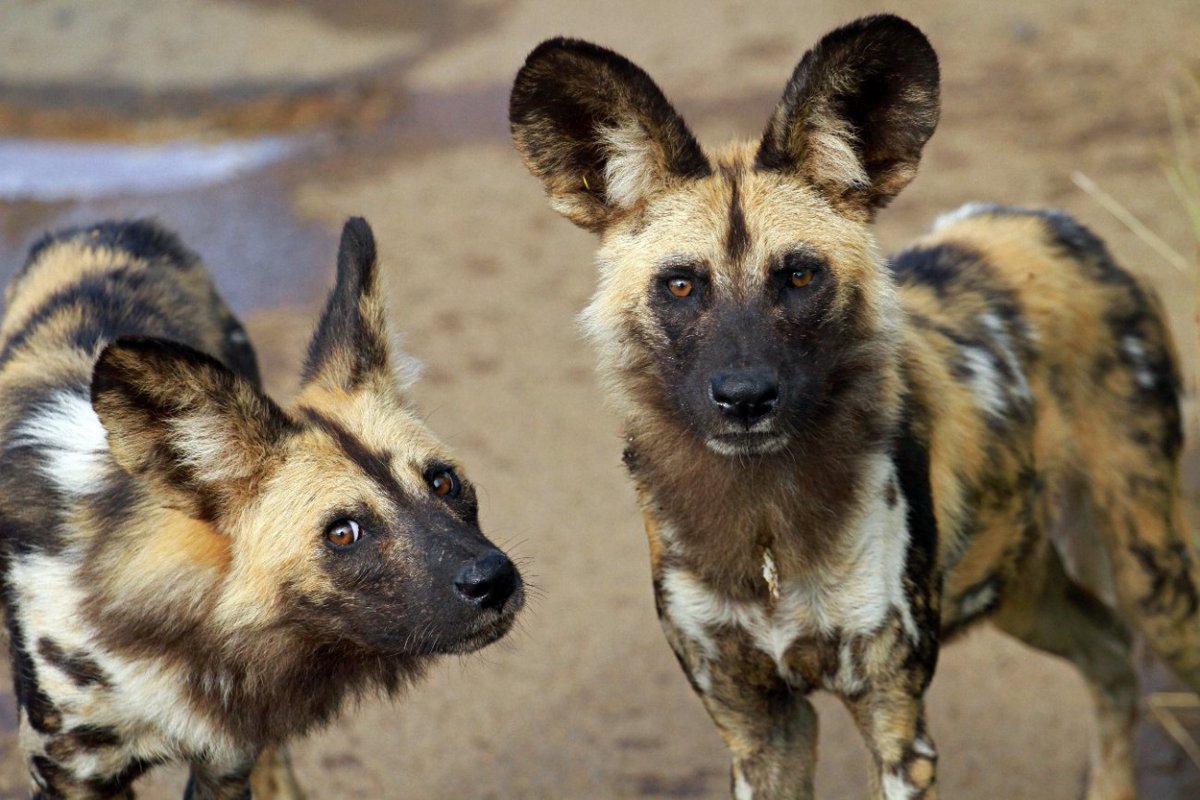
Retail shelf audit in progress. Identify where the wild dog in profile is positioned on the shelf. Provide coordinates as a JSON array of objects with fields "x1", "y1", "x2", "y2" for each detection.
[
  {"x1": 511, "y1": 14, "x2": 1200, "y2": 800},
  {"x1": 0, "y1": 218, "x2": 524, "y2": 798}
]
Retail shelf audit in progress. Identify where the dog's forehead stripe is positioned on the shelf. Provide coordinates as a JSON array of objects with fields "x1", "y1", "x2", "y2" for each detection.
[
  {"x1": 725, "y1": 174, "x2": 750, "y2": 264},
  {"x1": 294, "y1": 406, "x2": 412, "y2": 510}
]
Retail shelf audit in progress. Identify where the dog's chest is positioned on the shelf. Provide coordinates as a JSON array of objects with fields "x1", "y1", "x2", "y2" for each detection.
[
  {"x1": 655, "y1": 456, "x2": 917, "y2": 693},
  {"x1": 7, "y1": 551, "x2": 239, "y2": 776}
]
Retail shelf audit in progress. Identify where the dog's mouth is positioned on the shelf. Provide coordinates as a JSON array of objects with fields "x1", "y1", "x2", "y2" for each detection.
[
  {"x1": 439, "y1": 610, "x2": 521, "y2": 655},
  {"x1": 705, "y1": 430, "x2": 788, "y2": 457},
  {"x1": 352, "y1": 585, "x2": 524, "y2": 657}
]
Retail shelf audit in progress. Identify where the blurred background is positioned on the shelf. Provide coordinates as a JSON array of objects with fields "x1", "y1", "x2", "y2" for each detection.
[{"x1": 1, "y1": 0, "x2": 1198, "y2": 797}]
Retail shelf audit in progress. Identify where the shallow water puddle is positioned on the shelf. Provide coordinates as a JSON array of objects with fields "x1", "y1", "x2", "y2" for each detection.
[{"x1": 0, "y1": 136, "x2": 301, "y2": 202}]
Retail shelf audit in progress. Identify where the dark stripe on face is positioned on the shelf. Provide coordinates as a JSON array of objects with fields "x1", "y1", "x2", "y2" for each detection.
[
  {"x1": 295, "y1": 407, "x2": 410, "y2": 510},
  {"x1": 725, "y1": 175, "x2": 750, "y2": 263}
]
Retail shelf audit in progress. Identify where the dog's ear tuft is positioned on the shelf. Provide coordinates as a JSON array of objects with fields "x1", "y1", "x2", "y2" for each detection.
[
  {"x1": 91, "y1": 336, "x2": 295, "y2": 521},
  {"x1": 756, "y1": 15, "x2": 940, "y2": 219},
  {"x1": 510, "y1": 38, "x2": 711, "y2": 232}
]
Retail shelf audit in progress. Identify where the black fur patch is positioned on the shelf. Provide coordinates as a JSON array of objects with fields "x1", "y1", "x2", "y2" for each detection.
[
  {"x1": 8, "y1": 619, "x2": 63, "y2": 734},
  {"x1": 1129, "y1": 539, "x2": 1199, "y2": 618},
  {"x1": 31, "y1": 755, "x2": 68, "y2": 794},
  {"x1": 725, "y1": 176, "x2": 750, "y2": 263},
  {"x1": 893, "y1": 396, "x2": 941, "y2": 683},
  {"x1": 37, "y1": 637, "x2": 110, "y2": 688},
  {"x1": 220, "y1": 314, "x2": 262, "y2": 390},
  {"x1": 22, "y1": 220, "x2": 197, "y2": 282},
  {"x1": 889, "y1": 244, "x2": 979, "y2": 296},
  {"x1": 0, "y1": 267, "x2": 185, "y2": 371},
  {"x1": 46, "y1": 724, "x2": 123, "y2": 761}
]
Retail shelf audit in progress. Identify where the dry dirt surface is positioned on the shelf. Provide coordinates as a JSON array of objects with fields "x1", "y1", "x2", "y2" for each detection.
[{"x1": 0, "y1": 0, "x2": 1198, "y2": 797}]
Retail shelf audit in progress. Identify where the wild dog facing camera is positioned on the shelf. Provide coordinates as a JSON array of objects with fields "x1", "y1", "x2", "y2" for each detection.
[
  {"x1": 510, "y1": 15, "x2": 937, "y2": 459},
  {"x1": 512, "y1": 12, "x2": 1200, "y2": 800}
]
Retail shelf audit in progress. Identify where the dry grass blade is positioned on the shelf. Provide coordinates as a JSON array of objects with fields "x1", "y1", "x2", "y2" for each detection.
[
  {"x1": 1148, "y1": 693, "x2": 1200, "y2": 769},
  {"x1": 1070, "y1": 171, "x2": 1191, "y2": 275}
]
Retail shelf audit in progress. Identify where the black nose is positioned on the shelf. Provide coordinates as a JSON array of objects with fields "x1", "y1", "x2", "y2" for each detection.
[
  {"x1": 454, "y1": 550, "x2": 519, "y2": 610},
  {"x1": 710, "y1": 369, "x2": 779, "y2": 426}
]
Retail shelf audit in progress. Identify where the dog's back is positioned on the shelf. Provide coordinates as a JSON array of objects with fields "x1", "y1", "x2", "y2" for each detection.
[
  {"x1": 894, "y1": 204, "x2": 1199, "y2": 698},
  {"x1": 0, "y1": 220, "x2": 258, "y2": 595}
]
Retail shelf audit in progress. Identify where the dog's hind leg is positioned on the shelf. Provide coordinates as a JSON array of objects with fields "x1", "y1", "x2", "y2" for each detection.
[
  {"x1": 992, "y1": 542, "x2": 1138, "y2": 800},
  {"x1": 1104, "y1": 492, "x2": 1200, "y2": 691}
]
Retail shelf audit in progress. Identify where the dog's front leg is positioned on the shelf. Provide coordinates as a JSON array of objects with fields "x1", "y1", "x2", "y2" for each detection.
[
  {"x1": 696, "y1": 677, "x2": 817, "y2": 800},
  {"x1": 184, "y1": 753, "x2": 256, "y2": 800},
  {"x1": 661, "y1": 619, "x2": 817, "y2": 799},
  {"x1": 705, "y1": 690, "x2": 820, "y2": 800},
  {"x1": 844, "y1": 684, "x2": 937, "y2": 800}
]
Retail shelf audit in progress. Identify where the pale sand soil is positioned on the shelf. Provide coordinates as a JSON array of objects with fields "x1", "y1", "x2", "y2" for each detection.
[{"x1": 0, "y1": 0, "x2": 1197, "y2": 797}]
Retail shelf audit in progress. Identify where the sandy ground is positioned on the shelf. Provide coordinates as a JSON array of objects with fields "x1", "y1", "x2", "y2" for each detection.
[{"x1": 0, "y1": 0, "x2": 1198, "y2": 797}]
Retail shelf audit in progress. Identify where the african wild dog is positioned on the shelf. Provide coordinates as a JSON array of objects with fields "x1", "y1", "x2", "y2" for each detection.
[
  {"x1": 511, "y1": 14, "x2": 1200, "y2": 800},
  {"x1": 0, "y1": 218, "x2": 524, "y2": 798}
]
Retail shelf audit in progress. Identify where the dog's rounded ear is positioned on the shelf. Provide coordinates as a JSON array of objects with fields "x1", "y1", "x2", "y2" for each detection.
[
  {"x1": 510, "y1": 38, "x2": 711, "y2": 232},
  {"x1": 91, "y1": 336, "x2": 296, "y2": 521},
  {"x1": 756, "y1": 15, "x2": 940, "y2": 219}
]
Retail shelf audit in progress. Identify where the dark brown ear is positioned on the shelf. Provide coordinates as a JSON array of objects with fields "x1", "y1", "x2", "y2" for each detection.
[
  {"x1": 91, "y1": 336, "x2": 296, "y2": 521},
  {"x1": 301, "y1": 217, "x2": 408, "y2": 393},
  {"x1": 756, "y1": 15, "x2": 940, "y2": 218},
  {"x1": 510, "y1": 38, "x2": 711, "y2": 231}
]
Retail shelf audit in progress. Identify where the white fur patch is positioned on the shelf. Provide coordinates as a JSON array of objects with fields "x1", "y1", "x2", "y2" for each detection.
[
  {"x1": 931, "y1": 201, "x2": 1000, "y2": 231},
  {"x1": 8, "y1": 550, "x2": 240, "y2": 770},
  {"x1": 882, "y1": 770, "x2": 922, "y2": 800},
  {"x1": 172, "y1": 414, "x2": 247, "y2": 484},
  {"x1": 705, "y1": 433, "x2": 788, "y2": 458},
  {"x1": 978, "y1": 312, "x2": 1033, "y2": 404},
  {"x1": 660, "y1": 454, "x2": 914, "y2": 684},
  {"x1": 958, "y1": 582, "x2": 999, "y2": 619},
  {"x1": 9, "y1": 391, "x2": 109, "y2": 495},
  {"x1": 806, "y1": 112, "x2": 870, "y2": 190},
  {"x1": 733, "y1": 766, "x2": 755, "y2": 800},
  {"x1": 912, "y1": 735, "x2": 936, "y2": 759},
  {"x1": 956, "y1": 344, "x2": 1008, "y2": 419},
  {"x1": 1121, "y1": 334, "x2": 1157, "y2": 390},
  {"x1": 600, "y1": 124, "x2": 660, "y2": 209},
  {"x1": 956, "y1": 313, "x2": 1034, "y2": 421}
]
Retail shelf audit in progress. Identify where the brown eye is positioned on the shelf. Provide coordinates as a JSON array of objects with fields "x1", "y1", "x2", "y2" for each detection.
[
  {"x1": 325, "y1": 519, "x2": 361, "y2": 548},
  {"x1": 428, "y1": 469, "x2": 459, "y2": 498},
  {"x1": 667, "y1": 277, "x2": 694, "y2": 298},
  {"x1": 791, "y1": 269, "x2": 815, "y2": 288}
]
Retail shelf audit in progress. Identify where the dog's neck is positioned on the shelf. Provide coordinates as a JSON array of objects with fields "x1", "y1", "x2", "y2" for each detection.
[{"x1": 624, "y1": 354, "x2": 906, "y2": 601}]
